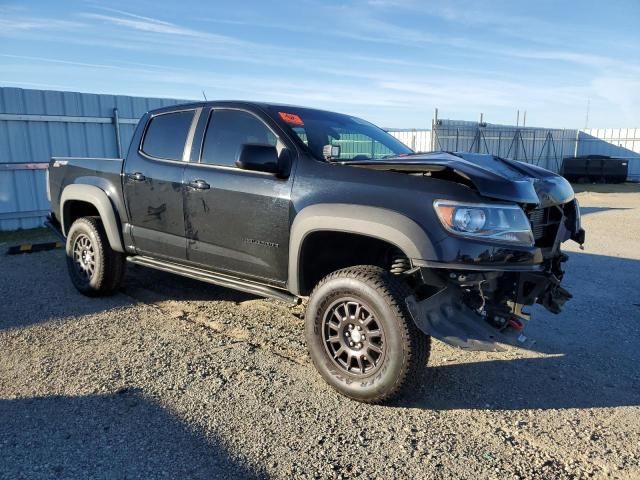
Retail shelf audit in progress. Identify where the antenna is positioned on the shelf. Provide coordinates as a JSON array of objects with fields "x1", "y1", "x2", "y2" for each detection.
[
  {"x1": 584, "y1": 97, "x2": 590, "y2": 129},
  {"x1": 202, "y1": 90, "x2": 208, "y2": 101},
  {"x1": 523, "y1": 110, "x2": 527, "y2": 128}
]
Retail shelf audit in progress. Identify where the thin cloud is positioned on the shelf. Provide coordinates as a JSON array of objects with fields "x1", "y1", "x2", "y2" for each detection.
[{"x1": 2, "y1": 2, "x2": 638, "y2": 127}]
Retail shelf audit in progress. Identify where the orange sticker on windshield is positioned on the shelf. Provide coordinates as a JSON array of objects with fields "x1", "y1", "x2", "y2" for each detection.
[{"x1": 278, "y1": 112, "x2": 304, "y2": 126}]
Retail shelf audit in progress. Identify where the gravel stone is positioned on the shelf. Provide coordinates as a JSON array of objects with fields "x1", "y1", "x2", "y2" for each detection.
[{"x1": 1, "y1": 189, "x2": 639, "y2": 479}]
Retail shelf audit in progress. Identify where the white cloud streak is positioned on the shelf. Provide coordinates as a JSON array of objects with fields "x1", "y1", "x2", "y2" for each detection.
[{"x1": 1, "y1": 3, "x2": 638, "y2": 127}]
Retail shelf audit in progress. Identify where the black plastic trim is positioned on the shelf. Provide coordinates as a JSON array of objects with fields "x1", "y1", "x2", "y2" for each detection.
[{"x1": 127, "y1": 255, "x2": 301, "y2": 304}]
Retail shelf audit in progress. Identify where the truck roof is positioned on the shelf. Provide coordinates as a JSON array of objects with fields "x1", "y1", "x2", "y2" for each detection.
[{"x1": 147, "y1": 100, "x2": 349, "y2": 117}]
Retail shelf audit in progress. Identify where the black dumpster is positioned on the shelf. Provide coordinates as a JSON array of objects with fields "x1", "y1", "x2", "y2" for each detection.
[{"x1": 561, "y1": 155, "x2": 628, "y2": 183}]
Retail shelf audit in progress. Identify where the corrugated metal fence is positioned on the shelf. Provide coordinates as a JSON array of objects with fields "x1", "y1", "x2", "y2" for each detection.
[
  {"x1": 0, "y1": 87, "x2": 184, "y2": 230},
  {"x1": 387, "y1": 129, "x2": 432, "y2": 152},
  {"x1": 1, "y1": 86, "x2": 639, "y2": 231},
  {"x1": 430, "y1": 120, "x2": 578, "y2": 173},
  {"x1": 388, "y1": 122, "x2": 640, "y2": 181}
]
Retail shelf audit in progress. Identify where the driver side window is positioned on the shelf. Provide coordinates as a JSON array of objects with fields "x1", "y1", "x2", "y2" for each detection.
[{"x1": 201, "y1": 110, "x2": 277, "y2": 167}]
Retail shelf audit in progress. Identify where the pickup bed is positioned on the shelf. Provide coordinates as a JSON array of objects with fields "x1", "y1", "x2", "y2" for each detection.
[{"x1": 48, "y1": 101, "x2": 585, "y2": 403}]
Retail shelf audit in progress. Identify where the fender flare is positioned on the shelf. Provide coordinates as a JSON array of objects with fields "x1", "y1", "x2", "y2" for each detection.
[
  {"x1": 288, "y1": 203, "x2": 435, "y2": 295},
  {"x1": 60, "y1": 184, "x2": 125, "y2": 253}
]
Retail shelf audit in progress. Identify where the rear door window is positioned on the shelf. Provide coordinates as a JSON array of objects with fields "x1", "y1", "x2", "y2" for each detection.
[
  {"x1": 142, "y1": 110, "x2": 195, "y2": 161},
  {"x1": 201, "y1": 110, "x2": 277, "y2": 167}
]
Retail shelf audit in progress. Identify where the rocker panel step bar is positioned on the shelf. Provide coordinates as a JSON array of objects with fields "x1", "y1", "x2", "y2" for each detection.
[{"x1": 127, "y1": 255, "x2": 300, "y2": 304}]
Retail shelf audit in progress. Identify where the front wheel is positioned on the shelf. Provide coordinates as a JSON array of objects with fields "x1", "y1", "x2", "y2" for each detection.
[
  {"x1": 305, "y1": 266, "x2": 430, "y2": 403},
  {"x1": 65, "y1": 216, "x2": 125, "y2": 296}
]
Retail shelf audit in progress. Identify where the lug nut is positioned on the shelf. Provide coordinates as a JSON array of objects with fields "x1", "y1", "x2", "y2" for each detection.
[
  {"x1": 350, "y1": 341, "x2": 354, "y2": 347},
  {"x1": 357, "y1": 326, "x2": 362, "y2": 331},
  {"x1": 345, "y1": 332, "x2": 350, "y2": 337},
  {"x1": 357, "y1": 343, "x2": 362, "y2": 349},
  {"x1": 361, "y1": 335, "x2": 365, "y2": 340},
  {"x1": 349, "y1": 324, "x2": 354, "y2": 330}
]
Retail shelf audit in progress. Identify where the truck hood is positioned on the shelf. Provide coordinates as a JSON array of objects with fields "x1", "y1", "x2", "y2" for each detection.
[{"x1": 340, "y1": 152, "x2": 574, "y2": 207}]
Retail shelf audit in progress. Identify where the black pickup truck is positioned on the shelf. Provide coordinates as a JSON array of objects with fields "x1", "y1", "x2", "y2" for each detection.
[{"x1": 47, "y1": 101, "x2": 585, "y2": 403}]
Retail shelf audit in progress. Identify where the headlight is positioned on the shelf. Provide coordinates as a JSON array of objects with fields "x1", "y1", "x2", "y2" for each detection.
[{"x1": 433, "y1": 200, "x2": 534, "y2": 246}]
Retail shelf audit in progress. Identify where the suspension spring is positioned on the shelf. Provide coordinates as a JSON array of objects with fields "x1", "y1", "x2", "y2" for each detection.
[{"x1": 390, "y1": 254, "x2": 411, "y2": 275}]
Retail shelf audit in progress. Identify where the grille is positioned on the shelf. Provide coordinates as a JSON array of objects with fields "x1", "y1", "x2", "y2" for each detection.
[{"x1": 528, "y1": 207, "x2": 562, "y2": 246}]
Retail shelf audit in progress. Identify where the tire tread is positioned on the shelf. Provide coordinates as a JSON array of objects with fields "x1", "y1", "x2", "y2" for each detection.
[
  {"x1": 66, "y1": 216, "x2": 125, "y2": 296},
  {"x1": 307, "y1": 265, "x2": 430, "y2": 404}
]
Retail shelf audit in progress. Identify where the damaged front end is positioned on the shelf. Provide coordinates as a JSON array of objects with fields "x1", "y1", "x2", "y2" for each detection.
[{"x1": 406, "y1": 198, "x2": 585, "y2": 352}]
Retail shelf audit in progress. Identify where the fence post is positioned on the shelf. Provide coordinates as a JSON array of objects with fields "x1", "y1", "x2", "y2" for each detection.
[
  {"x1": 558, "y1": 130, "x2": 565, "y2": 172},
  {"x1": 432, "y1": 108, "x2": 439, "y2": 151},
  {"x1": 113, "y1": 108, "x2": 123, "y2": 158},
  {"x1": 531, "y1": 130, "x2": 536, "y2": 163}
]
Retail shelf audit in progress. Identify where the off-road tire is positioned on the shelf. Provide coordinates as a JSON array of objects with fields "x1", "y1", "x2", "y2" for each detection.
[
  {"x1": 305, "y1": 265, "x2": 430, "y2": 403},
  {"x1": 65, "y1": 216, "x2": 126, "y2": 296}
]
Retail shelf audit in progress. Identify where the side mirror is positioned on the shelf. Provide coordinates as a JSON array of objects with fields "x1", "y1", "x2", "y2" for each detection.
[{"x1": 236, "y1": 144, "x2": 280, "y2": 174}]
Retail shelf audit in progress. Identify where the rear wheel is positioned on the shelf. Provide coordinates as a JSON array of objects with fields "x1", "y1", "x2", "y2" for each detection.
[
  {"x1": 305, "y1": 266, "x2": 430, "y2": 403},
  {"x1": 65, "y1": 216, "x2": 125, "y2": 296}
]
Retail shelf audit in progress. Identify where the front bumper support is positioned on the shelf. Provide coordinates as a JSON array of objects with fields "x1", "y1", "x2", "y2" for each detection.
[{"x1": 406, "y1": 288, "x2": 534, "y2": 352}]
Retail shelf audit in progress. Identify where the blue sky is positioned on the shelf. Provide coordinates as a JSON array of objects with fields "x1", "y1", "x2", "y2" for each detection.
[{"x1": 1, "y1": 0, "x2": 639, "y2": 128}]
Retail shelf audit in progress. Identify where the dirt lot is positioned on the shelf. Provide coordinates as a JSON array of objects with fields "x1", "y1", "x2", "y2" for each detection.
[{"x1": 1, "y1": 186, "x2": 639, "y2": 480}]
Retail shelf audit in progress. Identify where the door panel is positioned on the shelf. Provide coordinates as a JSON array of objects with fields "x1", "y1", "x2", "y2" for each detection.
[
  {"x1": 183, "y1": 167, "x2": 291, "y2": 283},
  {"x1": 183, "y1": 108, "x2": 293, "y2": 284},
  {"x1": 124, "y1": 158, "x2": 187, "y2": 259},
  {"x1": 123, "y1": 109, "x2": 197, "y2": 260}
]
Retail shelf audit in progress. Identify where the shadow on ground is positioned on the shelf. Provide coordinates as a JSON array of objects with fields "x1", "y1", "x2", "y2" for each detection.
[
  {"x1": 579, "y1": 206, "x2": 632, "y2": 216},
  {"x1": 3, "y1": 246, "x2": 638, "y2": 414},
  {"x1": 125, "y1": 264, "x2": 258, "y2": 304},
  {"x1": 571, "y1": 182, "x2": 640, "y2": 194},
  {"x1": 0, "y1": 254, "x2": 257, "y2": 332},
  {"x1": 399, "y1": 250, "x2": 640, "y2": 411},
  {"x1": 400, "y1": 353, "x2": 640, "y2": 411},
  {"x1": 0, "y1": 389, "x2": 262, "y2": 479}
]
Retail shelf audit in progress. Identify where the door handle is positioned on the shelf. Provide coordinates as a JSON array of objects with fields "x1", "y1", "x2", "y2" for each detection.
[
  {"x1": 127, "y1": 172, "x2": 146, "y2": 181},
  {"x1": 189, "y1": 179, "x2": 210, "y2": 190}
]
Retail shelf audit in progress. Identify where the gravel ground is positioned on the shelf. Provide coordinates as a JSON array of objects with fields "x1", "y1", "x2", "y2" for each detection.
[{"x1": 1, "y1": 188, "x2": 639, "y2": 479}]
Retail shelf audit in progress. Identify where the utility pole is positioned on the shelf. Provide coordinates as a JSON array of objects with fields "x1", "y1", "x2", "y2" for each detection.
[
  {"x1": 516, "y1": 110, "x2": 520, "y2": 128},
  {"x1": 523, "y1": 111, "x2": 527, "y2": 128},
  {"x1": 584, "y1": 97, "x2": 590, "y2": 129}
]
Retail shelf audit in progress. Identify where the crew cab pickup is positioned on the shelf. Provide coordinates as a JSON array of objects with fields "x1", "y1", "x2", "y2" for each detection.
[{"x1": 47, "y1": 101, "x2": 585, "y2": 403}]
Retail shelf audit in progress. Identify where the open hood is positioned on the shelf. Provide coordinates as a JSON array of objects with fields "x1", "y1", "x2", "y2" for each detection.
[{"x1": 340, "y1": 152, "x2": 575, "y2": 207}]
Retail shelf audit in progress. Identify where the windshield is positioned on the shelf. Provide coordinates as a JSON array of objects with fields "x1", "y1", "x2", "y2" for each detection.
[{"x1": 268, "y1": 106, "x2": 413, "y2": 161}]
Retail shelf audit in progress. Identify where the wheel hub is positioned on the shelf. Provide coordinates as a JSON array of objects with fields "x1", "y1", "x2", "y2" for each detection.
[
  {"x1": 72, "y1": 234, "x2": 95, "y2": 280},
  {"x1": 322, "y1": 299, "x2": 386, "y2": 375},
  {"x1": 350, "y1": 329, "x2": 362, "y2": 343}
]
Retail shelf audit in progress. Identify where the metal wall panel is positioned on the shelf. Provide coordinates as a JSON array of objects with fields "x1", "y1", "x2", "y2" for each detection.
[
  {"x1": 431, "y1": 120, "x2": 578, "y2": 173},
  {"x1": 388, "y1": 123, "x2": 640, "y2": 181},
  {"x1": 0, "y1": 87, "x2": 185, "y2": 230},
  {"x1": 386, "y1": 129, "x2": 432, "y2": 152},
  {"x1": 2, "y1": 86, "x2": 639, "y2": 231}
]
